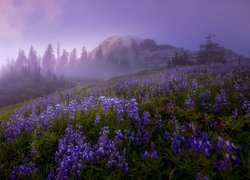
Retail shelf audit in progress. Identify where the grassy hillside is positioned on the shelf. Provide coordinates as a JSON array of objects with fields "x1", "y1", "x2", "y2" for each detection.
[
  {"x1": 0, "y1": 76, "x2": 101, "y2": 108},
  {"x1": 0, "y1": 62, "x2": 249, "y2": 179}
]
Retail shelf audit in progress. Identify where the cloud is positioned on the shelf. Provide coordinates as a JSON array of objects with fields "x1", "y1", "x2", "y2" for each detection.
[
  {"x1": 41, "y1": 0, "x2": 64, "y2": 23},
  {"x1": 0, "y1": 0, "x2": 23, "y2": 37},
  {"x1": 0, "y1": 0, "x2": 65, "y2": 38}
]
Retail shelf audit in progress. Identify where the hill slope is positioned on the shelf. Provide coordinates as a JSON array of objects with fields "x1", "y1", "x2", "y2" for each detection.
[{"x1": 0, "y1": 62, "x2": 249, "y2": 179}]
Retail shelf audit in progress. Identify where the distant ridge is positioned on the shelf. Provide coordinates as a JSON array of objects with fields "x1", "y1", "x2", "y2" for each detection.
[{"x1": 89, "y1": 35, "x2": 247, "y2": 69}]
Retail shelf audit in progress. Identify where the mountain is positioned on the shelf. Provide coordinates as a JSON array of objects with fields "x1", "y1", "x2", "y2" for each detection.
[
  {"x1": 217, "y1": 47, "x2": 247, "y2": 62},
  {"x1": 89, "y1": 36, "x2": 195, "y2": 70},
  {"x1": 89, "y1": 36, "x2": 144, "y2": 60},
  {"x1": 86, "y1": 35, "x2": 248, "y2": 79}
]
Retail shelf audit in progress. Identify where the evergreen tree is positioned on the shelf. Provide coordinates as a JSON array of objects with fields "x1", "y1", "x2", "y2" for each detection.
[
  {"x1": 75, "y1": 46, "x2": 88, "y2": 74},
  {"x1": 197, "y1": 34, "x2": 226, "y2": 64},
  {"x1": 69, "y1": 48, "x2": 77, "y2": 68},
  {"x1": 57, "y1": 49, "x2": 69, "y2": 75},
  {"x1": 28, "y1": 46, "x2": 39, "y2": 74},
  {"x1": 57, "y1": 43, "x2": 61, "y2": 63},
  {"x1": 15, "y1": 49, "x2": 27, "y2": 73},
  {"x1": 42, "y1": 44, "x2": 56, "y2": 75},
  {"x1": 172, "y1": 52, "x2": 190, "y2": 66},
  {"x1": 172, "y1": 52, "x2": 178, "y2": 66},
  {"x1": 181, "y1": 52, "x2": 190, "y2": 65},
  {"x1": 95, "y1": 46, "x2": 104, "y2": 62},
  {"x1": 34, "y1": 55, "x2": 41, "y2": 80},
  {"x1": 80, "y1": 46, "x2": 88, "y2": 62},
  {"x1": 167, "y1": 60, "x2": 172, "y2": 68}
]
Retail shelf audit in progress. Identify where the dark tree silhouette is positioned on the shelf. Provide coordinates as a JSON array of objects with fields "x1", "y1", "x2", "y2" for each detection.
[
  {"x1": 28, "y1": 46, "x2": 40, "y2": 76},
  {"x1": 15, "y1": 49, "x2": 27, "y2": 73},
  {"x1": 95, "y1": 46, "x2": 104, "y2": 62},
  {"x1": 80, "y1": 46, "x2": 88, "y2": 62},
  {"x1": 197, "y1": 34, "x2": 226, "y2": 64},
  {"x1": 69, "y1": 48, "x2": 78, "y2": 69},
  {"x1": 172, "y1": 52, "x2": 191, "y2": 66},
  {"x1": 57, "y1": 49, "x2": 69, "y2": 75},
  {"x1": 42, "y1": 44, "x2": 56, "y2": 76}
]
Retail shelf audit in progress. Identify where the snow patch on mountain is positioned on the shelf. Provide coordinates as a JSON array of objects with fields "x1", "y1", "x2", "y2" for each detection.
[{"x1": 89, "y1": 35, "x2": 144, "y2": 59}]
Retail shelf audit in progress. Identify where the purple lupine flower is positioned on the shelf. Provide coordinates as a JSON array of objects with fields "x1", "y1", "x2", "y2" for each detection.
[
  {"x1": 68, "y1": 100, "x2": 78, "y2": 120},
  {"x1": 213, "y1": 159, "x2": 229, "y2": 171},
  {"x1": 115, "y1": 129, "x2": 123, "y2": 140},
  {"x1": 99, "y1": 96, "x2": 113, "y2": 115},
  {"x1": 232, "y1": 108, "x2": 238, "y2": 119},
  {"x1": 213, "y1": 136, "x2": 241, "y2": 170},
  {"x1": 242, "y1": 99, "x2": 250, "y2": 114},
  {"x1": 171, "y1": 133, "x2": 185, "y2": 155},
  {"x1": 213, "y1": 91, "x2": 227, "y2": 113},
  {"x1": 155, "y1": 113, "x2": 162, "y2": 129},
  {"x1": 199, "y1": 90, "x2": 211, "y2": 111},
  {"x1": 141, "y1": 111, "x2": 151, "y2": 126},
  {"x1": 94, "y1": 126, "x2": 129, "y2": 172},
  {"x1": 79, "y1": 96, "x2": 95, "y2": 113},
  {"x1": 94, "y1": 114, "x2": 101, "y2": 125},
  {"x1": 113, "y1": 99, "x2": 125, "y2": 121},
  {"x1": 4, "y1": 97, "x2": 67, "y2": 141},
  {"x1": 126, "y1": 98, "x2": 139, "y2": 120},
  {"x1": 189, "y1": 131, "x2": 213, "y2": 157},
  {"x1": 130, "y1": 128, "x2": 150, "y2": 146},
  {"x1": 116, "y1": 155, "x2": 129, "y2": 172},
  {"x1": 10, "y1": 158, "x2": 36, "y2": 180},
  {"x1": 170, "y1": 111, "x2": 179, "y2": 131},
  {"x1": 196, "y1": 172, "x2": 209, "y2": 180},
  {"x1": 165, "y1": 132, "x2": 185, "y2": 156},
  {"x1": 98, "y1": 96, "x2": 126, "y2": 121},
  {"x1": 184, "y1": 95, "x2": 195, "y2": 108},
  {"x1": 141, "y1": 143, "x2": 158, "y2": 160},
  {"x1": 47, "y1": 168, "x2": 55, "y2": 180},
  {"x1": 52, "y1": 125, "x2": 93, "y2": 179},
  {"x1": 164, "y1": 118, "x2": 241, "y2": 168}
]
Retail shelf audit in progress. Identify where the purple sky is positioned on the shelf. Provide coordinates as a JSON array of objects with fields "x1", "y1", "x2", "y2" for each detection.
[{"x1": 0, "y1": 0, "x2": 250, "y2": 64}]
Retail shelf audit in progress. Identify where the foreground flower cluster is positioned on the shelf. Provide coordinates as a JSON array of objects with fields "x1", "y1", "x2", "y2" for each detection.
[{"x1": 0, "y1": 62, "x2": 249, "y2": 179}]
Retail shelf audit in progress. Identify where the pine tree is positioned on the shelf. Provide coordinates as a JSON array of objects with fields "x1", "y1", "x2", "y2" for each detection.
[
  {"x1": 197, "y1": 34, "x2": 226, "y2": 64},
  {"x1": 57, "y1": 49, "x2": 69, "y2": 75},
  {"x1": 34, "y1": 55, "x2": 41, "y2": 80},
  {"x1": 167, "y1": 60, "x2": 172, "y2": 68},
  {"x1": 172, "y1": 52, "x2": 191, "y2": 66},
  {"x1": 57, "y1": 43, "x2": 61, "y2": 63},
  {"x1": 42, "y1": 44, "x2": 56, "y2": 76},
  {"x1": 28, "y1": 46, "x2": 39, "y2": 74},
  {"x1": 95, "y1": 46, "x2": 104, "y2": 62},
  {"x1": 80, "y1": 47, "x2": 88, "y2": 62},
  {"x1": 181, "y1": 52, "x2": 190, "y2": 65},
  {"x1": 69, "y1": 48, "x2": 77, "y2": 69},
  {"x1": 15, "y1": 49, "x2": 27, "y2": 73}
]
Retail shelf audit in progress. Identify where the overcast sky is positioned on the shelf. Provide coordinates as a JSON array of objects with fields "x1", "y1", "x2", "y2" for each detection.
[{"x1": 0, "y1": 0, "x2": 249, "y2": 63}]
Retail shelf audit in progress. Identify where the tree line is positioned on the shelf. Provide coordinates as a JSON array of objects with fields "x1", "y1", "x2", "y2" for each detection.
[
  {"x1": 169, "y1": 34, "x2": 226, "y2": 67},
  {"x1": 0, "y1": 44, "x2": 88, "y2": 107},
  {"x1": 0, "y1": 43, "x2": 90, "y2": 80}
]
